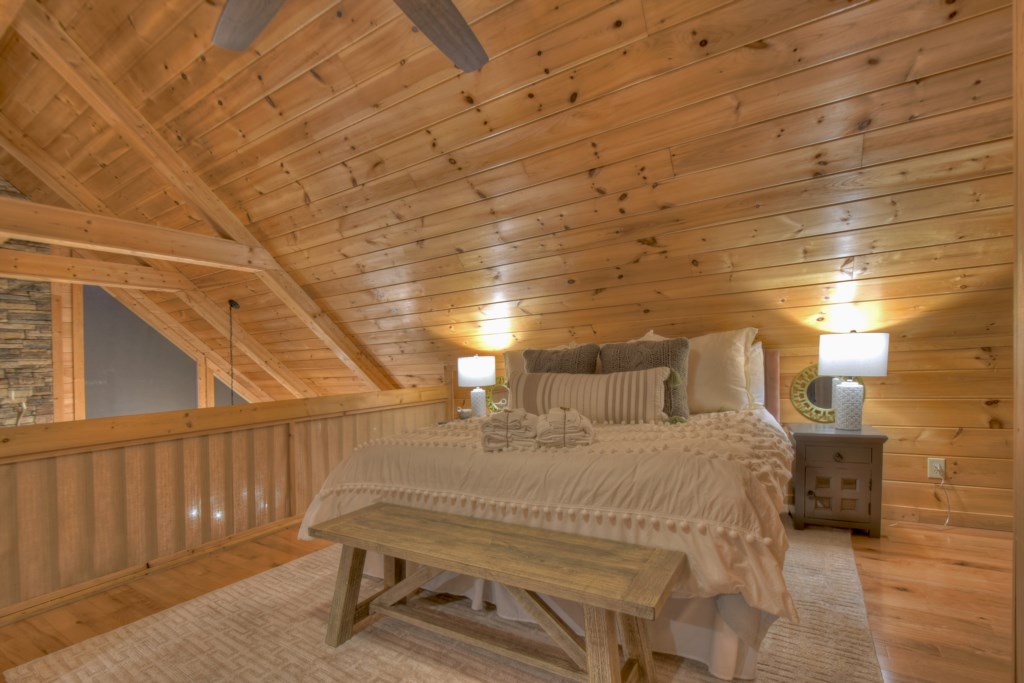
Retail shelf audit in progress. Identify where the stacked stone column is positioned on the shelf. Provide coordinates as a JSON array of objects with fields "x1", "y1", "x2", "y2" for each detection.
[{"x1": 0, "y1": 239, "x2": 54, "y2": 427}]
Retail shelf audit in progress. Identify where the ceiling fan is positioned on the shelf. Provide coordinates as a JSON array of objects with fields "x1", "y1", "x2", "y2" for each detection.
[{"x1": 212, "y1": 0, "x2": 489, "y2": 72}]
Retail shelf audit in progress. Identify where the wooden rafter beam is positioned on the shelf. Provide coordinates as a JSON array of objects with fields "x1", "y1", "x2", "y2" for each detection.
[
  {"x1": 172, "y1": 285, "x2": 319, "y2": 398},
  {"x1": 0, "y1": 248, "x2": 195, "y2": 291},
  {"x1": 13, "y1": 0, "x2": 398, "y2": 391},
  {"x1": 0, "y1": 114, "x2": 316, "y2": 400},
  {"x1": 0, "y1": 0, "x2": 25, "y2": 37},
  {"x1": 0, "y1": 196, "x2": 278, "y2": 272},
  {"x1": 0, "y1": 111, "x2": 109, "y2": 215}
]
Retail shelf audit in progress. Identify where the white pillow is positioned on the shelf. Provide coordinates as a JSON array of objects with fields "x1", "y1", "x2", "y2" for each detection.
[
  {"x1": 632, "y1": 330, "x2": 667, "y2": 343},
  {"x1": 748, "y1": 341, "x2": 765, "y2": 406},
  {"x1": 503, "y1": 350, "x2": 526, "y2": 376},
  {"x1": 688, "y1": 328, "x2": 757, "y2": 412},
  {"x1": 632, "y1": 328, "x2": 757, "y2": 413}
]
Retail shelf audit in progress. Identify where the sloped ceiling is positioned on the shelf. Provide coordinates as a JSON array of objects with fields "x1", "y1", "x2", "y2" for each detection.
[{"x1": 0, "y1": 0, "x2": 1012, "y2": 404}]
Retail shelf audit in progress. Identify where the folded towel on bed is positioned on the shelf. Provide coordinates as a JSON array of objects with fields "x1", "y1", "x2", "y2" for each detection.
[
  {"x1": 481, "y1": 409, "x2": 539, "y2": 451},
  {"x1": 536, "y1": 407, "x2": 594, "y2": 447}
]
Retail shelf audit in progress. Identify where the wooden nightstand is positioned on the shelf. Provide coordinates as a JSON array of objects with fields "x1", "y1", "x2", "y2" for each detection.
[{"x1": 788, "y1": 423, "x2": 887, "y2": 538}]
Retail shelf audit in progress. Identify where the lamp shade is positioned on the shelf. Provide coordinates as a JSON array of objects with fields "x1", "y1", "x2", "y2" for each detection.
[
  {"x1": 818, "y1": 333, "x2": 889, "y2": 377},
  {"x1": 457, "y1": 355, "x2": 495, "y2": 388}
]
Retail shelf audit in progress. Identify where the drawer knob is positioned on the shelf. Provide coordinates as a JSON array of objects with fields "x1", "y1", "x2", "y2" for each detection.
[{"x1": 833, "y1": 451, "x2": 844, "y2": 462}]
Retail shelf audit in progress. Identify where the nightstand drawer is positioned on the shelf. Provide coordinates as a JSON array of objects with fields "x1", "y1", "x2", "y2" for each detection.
[{"x1": 805, "y1": 444, "x2": 872, "y2": 466}]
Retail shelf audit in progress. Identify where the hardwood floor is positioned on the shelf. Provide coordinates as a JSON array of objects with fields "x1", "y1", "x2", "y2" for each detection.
[
  {"x1": 853, "y1": 521, "x2": 1013, "y2": 683},
  {"x1": 0, "y1": 519, "x2": 1012, "y2": 681},
  {"x1": 0, "y1": 524, "x2": 332, "y2": 674}
]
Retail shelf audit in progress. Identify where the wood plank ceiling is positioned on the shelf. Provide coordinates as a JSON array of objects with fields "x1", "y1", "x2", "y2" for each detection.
[{"x1": 0, "y1": 0, "x2": 1013, "y2": 525}]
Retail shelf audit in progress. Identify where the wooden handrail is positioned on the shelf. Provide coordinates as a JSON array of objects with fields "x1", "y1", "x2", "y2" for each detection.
[{"x1": 0, "y1": 385, "x2": 447, "y2": 464}]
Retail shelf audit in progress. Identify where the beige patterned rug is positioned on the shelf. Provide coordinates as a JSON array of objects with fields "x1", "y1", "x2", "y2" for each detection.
[{"x1": 5, "y1": 520, "x2": 881, "y2": 682}]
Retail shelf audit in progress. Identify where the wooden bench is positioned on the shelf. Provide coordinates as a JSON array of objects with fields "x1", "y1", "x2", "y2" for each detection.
[{"x1": 309, "y1": 503, "x2": 685, "y2": 683}]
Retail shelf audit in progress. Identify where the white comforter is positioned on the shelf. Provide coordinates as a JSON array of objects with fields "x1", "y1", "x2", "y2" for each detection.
[{"x1": 300, "y1": 407, "x2": 797, "y2": 626}]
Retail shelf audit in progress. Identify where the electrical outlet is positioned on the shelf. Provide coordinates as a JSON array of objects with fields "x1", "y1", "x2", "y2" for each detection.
[{"x1": 927, "y1": 457, "x2": 946, "y2": 479}]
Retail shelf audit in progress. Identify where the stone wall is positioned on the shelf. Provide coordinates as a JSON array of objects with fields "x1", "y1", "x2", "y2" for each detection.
[
  {"x1": 0, "y1": 178, "x2": 55, "y2": 427},
  {"x1": 0, "y1": 240, "x2": 54, "y2": 427}
]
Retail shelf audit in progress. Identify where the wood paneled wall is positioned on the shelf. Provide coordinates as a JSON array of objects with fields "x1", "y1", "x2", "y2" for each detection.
[
  {"x1": 48, "y1": 278, "x2": 82, "y2": 422},
  {"x1": 0, "y1": 0, "x2": 1013, "y2": 528},
  {"x1": 0, "y1": 387, "x2": 447, "y2": 615},
  {"x1": 1012, "y1": 0, "x2": 1022, "y2": 674}
]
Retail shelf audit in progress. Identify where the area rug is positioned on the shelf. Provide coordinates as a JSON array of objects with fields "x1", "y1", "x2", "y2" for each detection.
[{"x1": 4, "y1": 520, "x2": 881, "y2": 682}]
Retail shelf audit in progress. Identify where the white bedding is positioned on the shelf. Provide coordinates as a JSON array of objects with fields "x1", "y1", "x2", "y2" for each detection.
[{"x1": 300, "y1": 406, "x2": 797, "y2": 679}]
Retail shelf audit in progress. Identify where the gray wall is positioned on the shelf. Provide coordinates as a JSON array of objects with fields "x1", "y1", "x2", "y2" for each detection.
[
  {"x1": 84, "y1": 286, "x2": 197, "y2": 419},
  {"x1": 215, "y1": 377, "x2": 247, "y2": 407}
]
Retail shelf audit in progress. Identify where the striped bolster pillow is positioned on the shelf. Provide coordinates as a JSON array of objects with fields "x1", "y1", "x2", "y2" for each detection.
[{"x1": 507, "y1": 367, "x2": 670, "y2": 424}]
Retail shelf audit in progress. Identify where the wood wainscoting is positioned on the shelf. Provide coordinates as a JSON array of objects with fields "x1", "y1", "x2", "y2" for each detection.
[{"x1": 0, "y1": 386, "x2": 447, "y2": 620}]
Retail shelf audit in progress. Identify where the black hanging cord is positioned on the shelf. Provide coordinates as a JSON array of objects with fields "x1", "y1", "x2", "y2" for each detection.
[{"x1": 228, "y1": 299, "x2": 240, "y2": 405}]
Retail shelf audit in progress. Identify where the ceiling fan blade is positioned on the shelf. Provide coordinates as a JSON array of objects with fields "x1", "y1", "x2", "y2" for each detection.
[
  {"x1": 212, "y1": 0, "x2": 286, "y2": 51},
  {"x1": 393, "y1": 0, "x2": 488, "y2": 72}
]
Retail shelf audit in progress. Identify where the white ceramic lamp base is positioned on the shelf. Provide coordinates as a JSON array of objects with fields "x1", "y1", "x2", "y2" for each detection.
[
  {"x1": 470, "y1": 387, "x2": 487, "y2": 418},
  {"x1": 833, "y1": 379, "x2": 864, "y2": 431}
]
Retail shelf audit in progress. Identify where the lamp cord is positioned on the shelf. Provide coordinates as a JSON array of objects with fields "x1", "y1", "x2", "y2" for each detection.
[
  {"x1": 229, "y1": 309, "x2": 234, "y2": 405},
  {"x1": 228, "y1": 299, "x2": 240, "y2": 405},
  {"x1": 938, "y1": 470, "x2": 952, "y2": 526}
]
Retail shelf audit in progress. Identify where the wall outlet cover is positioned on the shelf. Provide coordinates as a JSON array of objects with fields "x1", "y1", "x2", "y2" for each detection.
[{"x1": 927, "y1": 457, "x2": 946, "y2": 479}]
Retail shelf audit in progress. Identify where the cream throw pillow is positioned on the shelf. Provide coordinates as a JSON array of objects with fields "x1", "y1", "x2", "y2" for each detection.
[
  {"x1": 633, "y1": 328, "x2": 757, "y2": 413},
  {"x1": 503, "y1": 350, "x2": 526, "y2": 376},
  {"x1": 508, "y1": 367, "x2": 670, "y2": 424},
  {"x1": 748, "y1": 341, "x2": 765, "y2": 406}
]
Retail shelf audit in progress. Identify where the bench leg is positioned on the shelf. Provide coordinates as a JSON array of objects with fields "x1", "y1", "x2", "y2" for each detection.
[
  {"x1": 325, "y1": 544, "x2": 366, "y2": 647},
  {"x1": 383, "y1": 556, "x2": 407, "y2": 587},
  {"x1": 617, "y1": 614, "x2": 655, "y2": 683},
  {"x1": 584, "y1": 606, "x2": 620, "y2": 683}
]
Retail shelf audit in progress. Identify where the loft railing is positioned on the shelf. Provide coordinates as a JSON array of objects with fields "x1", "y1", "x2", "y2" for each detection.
[{"x1": 0, "y1": 386, "x2": 447, "y2": 621}]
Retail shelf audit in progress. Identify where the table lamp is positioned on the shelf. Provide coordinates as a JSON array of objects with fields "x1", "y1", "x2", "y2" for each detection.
[
  {"x1": 457, "y1": 355, "x2": 495, "y2": 418},
  {"x1": 818, "y1": 332, "x2": 889, "y2": 431}
]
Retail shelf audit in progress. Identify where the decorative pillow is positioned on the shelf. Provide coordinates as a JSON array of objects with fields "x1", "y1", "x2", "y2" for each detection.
[
  {"x1": 523, "y1": 344, "x2": 600, "y2": 374},
  {"x1": 630, "y1": 328, "x2": 757, "y2": 413},
  {"x1": 747, "y1": 341, "x2": 765, "y2": 406},
  {"x1": 599, "y1": 338, "x2": 689, "y2": 418},
  {"x1": 687, "y1": 327, "x2": 757, "y2": 413},
  {"x1": 503, "y1": 350, "x2": 527, "y2": 376},
  {"x1": 507, "y1": 367, "x2": 670, "y2": 424}
]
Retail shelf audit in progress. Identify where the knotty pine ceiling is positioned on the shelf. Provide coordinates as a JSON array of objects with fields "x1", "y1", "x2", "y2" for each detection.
[{"x1": 0, "y1": 0, "x2": 1012, "y2": 403}]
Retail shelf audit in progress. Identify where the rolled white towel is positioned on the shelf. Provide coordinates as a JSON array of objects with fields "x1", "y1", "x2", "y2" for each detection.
[
  {"x1": 481, "y1": 409, "x2": 538, "y2": 451},
  {"x1": 536, "y1": 407, "x2": 593, "y2": 447},
  {"x1": 483, "y1": 408, "x2": 535, "y2": 432}
]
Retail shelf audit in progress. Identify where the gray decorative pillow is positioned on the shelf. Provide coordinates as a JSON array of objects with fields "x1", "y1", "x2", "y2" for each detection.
[
  {"x1": 523, "y1": 344, "x2": 600, "y2": 374},
  {"x1": 600, "y1": 338, "x2": 690, "y2": 418}
]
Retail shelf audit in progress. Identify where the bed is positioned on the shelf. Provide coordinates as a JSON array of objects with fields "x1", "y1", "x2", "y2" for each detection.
[{"x1": 299, "y1": 328, "x2": 797, "y2": 680}]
